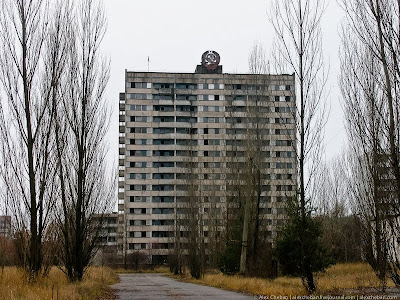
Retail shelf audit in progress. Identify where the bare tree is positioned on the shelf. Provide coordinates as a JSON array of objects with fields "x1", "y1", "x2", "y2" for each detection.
[
  {"x1": 311, "y1": 154, "x2": 364, "y2": 263},
  {"x1": 0, "y1": 0, "x2": 68, "y2": 279},
  {"x1": 182, "y1": 138, "x2": 205, "y2": 279},
  {"x1": 268, "y1": 0, "x2": 328, "y2": 292},
  {"x1": 340, "y1": 0, "x2": 400, "y2": 286},
  {"x1": 239, "y1": 44, "x2": 276, "y2": 276},
  {"x1": 54, "y1": 0, "x2": 114, "y2": 282}
]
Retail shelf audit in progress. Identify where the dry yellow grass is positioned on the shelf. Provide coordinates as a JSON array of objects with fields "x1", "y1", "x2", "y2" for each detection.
[
  {"x1": 0, "y1": 266, "x2": 118, "y2": 300},
  {"x1": 316, "y1": 263, "x2": 394, "y2": 292},
  {"x1": 172, "y1": 263, "x2": 394, "y2": 296}
]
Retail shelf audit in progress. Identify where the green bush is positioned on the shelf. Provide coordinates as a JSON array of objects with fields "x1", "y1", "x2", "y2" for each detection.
[
  {"x1": 275, "y1": 196, "x2": 334, "y2": 283},
  {"x1": 218, "y1": 243, "x2": 241, "y2": 274}
]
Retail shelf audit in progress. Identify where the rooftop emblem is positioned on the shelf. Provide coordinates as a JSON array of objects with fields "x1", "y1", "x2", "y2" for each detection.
[{"x1": 202, "y1": 51, "x2": 220, "y2": 70}]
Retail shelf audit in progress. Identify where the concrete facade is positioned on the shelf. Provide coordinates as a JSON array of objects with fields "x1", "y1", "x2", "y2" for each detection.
[
  {"x1": 93, "y1": 212, "x2": 118, "y2": 247},
  {"x1": 118, "y1": 59, "x2": 296, "y2": 262},
  {"x1": 0, "y1": 216, "x2": 11, "y2": 237}
]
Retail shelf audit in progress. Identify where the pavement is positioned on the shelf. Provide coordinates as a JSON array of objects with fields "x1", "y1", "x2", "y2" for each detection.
[{"x1": 112, "y1": 273, "x2": 254, "y2": 300}]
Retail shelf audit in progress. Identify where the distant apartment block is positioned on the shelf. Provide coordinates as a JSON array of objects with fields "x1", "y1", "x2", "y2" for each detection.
[
  {"x1": 118, "y1": 51, "x2": 296, "y2": 263},
  {"x1": 93, "y1": 212, "x2": 118, "y2": 247},
  {"x1": 0, "y1": 216, "x2": 11, "y2": 237}
]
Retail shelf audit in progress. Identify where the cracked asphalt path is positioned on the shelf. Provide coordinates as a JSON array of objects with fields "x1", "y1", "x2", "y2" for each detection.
[{"x1": 112, "y1": 273, "x2": 254, "y2": 300}]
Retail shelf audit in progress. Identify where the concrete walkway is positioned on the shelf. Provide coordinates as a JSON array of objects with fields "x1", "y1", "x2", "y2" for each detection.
[{"x1": 112, "y1": 273, "x2": 254, "y2": 300}]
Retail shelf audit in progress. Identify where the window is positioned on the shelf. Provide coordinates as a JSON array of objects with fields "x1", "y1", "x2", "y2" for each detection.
[
  {"x1": 130, "y1": 208, "x2": 147, "y2": 214},
  {"x1": 153, "y1": 161, "x2": 174, "y2": 168},
  {"x1": 234, "y1": 95, "x2": 244, "y2": 100},
  {"x1": 263, "y1": 151, "x2": 270, "y2": 158},
  {"x1": 152, "y1": 184, "x2": 174, "y2": 191},
  {"x1": 276, "y1": 162, "x2": 293, "y2": 169},
  {"x1": 130, "y1": 105, "x2": 148, "y2": 111},
  {"x1": 176, "y1": 83, "x2": 197, "y2": 89},
  {"x1": 176, "y1": 94, "x2": 197, "y2": 100},
  {"x1": 176, "y1": 105, "x2": 196, "y2": 112},
  {"x1": 130, "y1": 196, "x2": 148, "y2": 203},
  {"x1": 153, "y1": 139, "x2": 174, "y2": 145},
  {"x1": 215, "y1": 95, "x2": 220, "y2": 100},
  {"x1": 130, "y1": 219, "x2": 146, "y2": 225},
  {"x1": 176, "y1": 128, "x2": 198, "y2": 134},
  {"x1": 152, "y1": 231, "x2": 172, "y2": 238},
  {"x1": 129, "y1": 93, "x2": 148, "y2": 100},
  {"x1": 153, "y1": 116, "x2": 174, "y2": 123},
  {"x1": 176, "y1": 116, "x2": 197, "y2": 123},
  {"x1": 153, "y1": 127, "x2": 174, "y2": 134},
  {"x1": 131, "y1": 82, "x2": 147, "y2": 88},
  {"x1": 152, "y1": 208, "x2": 174, "y2": 214},
  {"x1": 153, "y1": 94, "x2": 173, "y2": 100},
  {"x1": 176, "y1": 150, "x2": 197, "y2": 157},
  {"x1": 153, "y1": 173, "x2": 174, "y2": 180},
  {"x1": 129, "y1": 127, "x2": 148, "y2": 133},
  {"x1": 130, "y1": 150, "x2": 147, "y2": 156},
  {"x1": 154, "y1": 105, "x2": 174, "y2": 112},
  {"x1": 204, "y1": 128, "x2": 208, "y2": 134},
  {"x1": 153, "y1": 83, "x2": 172, "y2": 89},
  {"x1": 152, "y1": 219, "x2": 174, "y2": 226},
  {"x1": 152, "y1": 196, "x2": 174, "y2": 203},
  {"x1": 153, "y1": 150, "x2": 174, "y2": 157},
  {"x1": 176, "y1": 139, "x2": 197, "y2": 146},
  {"x1": 204, "y1": 140, "x2": 209, "y2": 145}
]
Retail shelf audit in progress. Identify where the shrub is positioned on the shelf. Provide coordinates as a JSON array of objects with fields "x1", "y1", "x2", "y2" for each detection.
[{"x1": 218, "y1": 243, "x2": 241, "y2": 274}]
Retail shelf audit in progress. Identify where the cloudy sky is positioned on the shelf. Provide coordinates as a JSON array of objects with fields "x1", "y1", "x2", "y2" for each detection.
[{"x1": 102, "y1": 0, "x2": 347, "y2": 165}]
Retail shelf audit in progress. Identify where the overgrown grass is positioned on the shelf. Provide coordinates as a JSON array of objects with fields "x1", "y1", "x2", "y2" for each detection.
[
  {"x1": 0, "y1": 266, "x2": 118, "y2": 300},
  {"x1": 171, "y1": 263, "x2": 395, "y2": 296},
  {"x1": 316, "y1": 263, "x2": 394, "y2": 292}
]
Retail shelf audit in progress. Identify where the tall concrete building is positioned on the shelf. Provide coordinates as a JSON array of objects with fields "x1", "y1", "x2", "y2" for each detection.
[
  {"x1": 118, "y1": 51, "x2": 296, "y2": 263},
  {"x1": 0, "y1": 216, "x2": 11, "y2": 237}
]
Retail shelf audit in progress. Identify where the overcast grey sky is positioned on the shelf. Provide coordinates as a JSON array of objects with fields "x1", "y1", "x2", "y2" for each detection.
[{"x1": 102, "y1": 0, "x2": 347, "y2": 165}]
